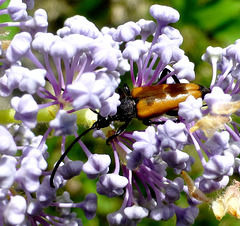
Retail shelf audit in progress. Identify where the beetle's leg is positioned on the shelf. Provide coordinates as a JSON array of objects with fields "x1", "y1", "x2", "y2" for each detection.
[
  {"x1": 159, "y1": 68, "x2": 170, "y2": 84},
  {"x1": 142, "y1": 118, "x2": 166, "y2": 126},
  {"x1": 106, "y1": 119, "x2": 131, "y2": 144},
  {"x1": 117, "y1": 84, "x2": 131, "y2": 99},
  {"x1": 158, "y1": 68, "x2": 180, "y2": 84},
  {"x1": 172, "y1": 75, "x2": 180, "y2": 84},
  {"x1": 165, "y1": 109, "x2": 179, "y2": 116},
  {"x1": 122, "y1": 83, "x2": 131, "y2": 96},
  {"x1": 90, "y1": 108, "x2": 98, "y2": 114},
  {"x1": 142, "y1": 118, "x2": 180, "y2": 126}
]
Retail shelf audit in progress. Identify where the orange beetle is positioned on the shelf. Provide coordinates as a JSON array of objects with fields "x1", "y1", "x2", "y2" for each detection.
[
  {"x1": 50, "y1": 81, "x2": 210, "y2": 187},
  {"x1": 132, "y1": 83, "x2": 209, "y2": 118}
]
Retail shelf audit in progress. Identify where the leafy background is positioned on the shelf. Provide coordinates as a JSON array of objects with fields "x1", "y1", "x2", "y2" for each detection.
[{"x1": 4, "y1": 0, "x2": 240, "y2": 225}]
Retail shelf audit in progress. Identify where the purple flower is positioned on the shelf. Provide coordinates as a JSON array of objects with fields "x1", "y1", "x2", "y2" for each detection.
[
  {"x1": 0, "y1": 126, "x2": 17, "y2": 155},
  {"x1": 204, "y1": 131, "x2": 230, "y2": 156},
  {"x1": 203, "y1": 153, "x2": 235, "y2": 180},
  {"x1": 132, "y1": 126, "x2": 158, "y2": 159},
  {"x1": 112, "y1": 21, "x2": 141, "y2": 42},
  {"x1": 67, "y1": 72, "x2": 108, "y2": 110},
  {"x1": 178, "y1": 95, "x2": 203, "y2": 122},
  {"x1": 97, "y1": 173, "x2": 128, "y2": 197},
  {"x1": 58, "y1": 160, "x2": 83, "y2": 180},
  {"x1": 76, "y1": 193, "x2": 97, "y2": 219},
  {"x1": 124, "y1": 205, "x2": 149, "y2": 222},
  {"x1": 36, "y1": 176, "x2": 57, "y2": 207},
  {"x1": 137, "y1": 19, "x2": 156, "y2": 41},
  {"x1": 22, "y1": 145, "x2": 47, "y2": 170},
  {"x1": 202, "y1": 46, "x2": 223, "y2": 64},
  {"x1": 11, "y1": 94, "x2": 39, "y2": 128},
  {"x1": 7, "y1": 0, "x2": 28, "y2": 21},
  {"x1": 161, "y1": 26, "x2": 183, "y2": 46},
  {"x1": 50, "y1": 110, "x2": 78, "y2": 136},
  {"x1": 161, "y1": 149, "x2": 189, "y2": 170},
  {"x1": 175, "y1": 205, "x2": 199, "y2": 226},
  {"x1": 152, "y1": 35, "x2": 185, "y2": 65},
  {"x1": 16, "y1": 156, "x2": 42, "y2": 192},
  {"x1": 0, "y1": 155, "x2": 16, "y2": 189},
  {"x1": 49, "y1": 37, "x2": 77, "y2": 59},
  {"x1": 27, "y1": 198, "x2": 44, "y2": 217},
  {"x1": 62, "y1": 15, "x2": 100, "y2": 38},
  {"x1": 172, "y1": 56, "x2": 195, "y2": 80},
  {"x1": 5, "y1": 64, "x2": 27, "y2": 94},
  {"x1": 99, "y1": 92, "x2": 120, "y2": 117},
  {"x1": 0, "y1": 74, "x2": 11, "y2": 97},
  {"x1": 204, "y1": 86, "x2": 232, "y2": 110},
  {"x1": 107, "y1": 210, "x2": 130, "y2": 225},
  {"x1": 89, "y1": 37, "x2": 121, "y2": 70},
  {"x1": 165, "y1": 177, "x2": 184, "y2": 203},
  {"x1": 32, "y1": 32, "x2": 60, "y2": 53},
  {"x1": 149, "y1": 5, "x2": 180, "y2": 26},
  {"x1": 82, "y1": 154, "x2": 111, "y2": 179},
  {"x1": 157, "y1": 120, "x2": 187, "y2": 150},
  {"x1": 150, "y1": 203, "x2": 174, "y2": 221},
  {"x1": 126, "y1": 149, "x2": 145, "y2": 170},
  {"x1": 198, "y1": 176, "x2": 229, "y2": 193},
  {"x1": 3, "y1": 195, "x2": 27, "y2": 225},
  {"x1": 123, "y1": 40, "x2": 149, "y2": 61},
  {"x1": 23, "y1": 9, "x2": 48, "y2": 34},
  {"x1": 19, "y1": 68, "x2": 46, "y2": 94},
  {"x1": 6, "y1": 32, "x2": 32, "y2": 63}
]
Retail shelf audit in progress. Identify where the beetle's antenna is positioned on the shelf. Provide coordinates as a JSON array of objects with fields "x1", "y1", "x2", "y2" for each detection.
[{"x1": 50, "y1": 123, "x2": 97, "y2": 188}]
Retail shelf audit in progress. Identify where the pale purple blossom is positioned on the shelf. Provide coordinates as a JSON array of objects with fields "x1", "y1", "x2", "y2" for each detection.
[
  {"x1": 6, "y1": 32, "x2": 32, "y2": 63},
  {"x1": 172, "y1": 56, "x2": 195, "y2": 80},
  {"x1": 137, "y1": 19, "x2": 156, "y2": 41},
  {"x1": 150, "y1": 203, "x2": 174, "y2": 221},
  {"x1": 112, "y1": 21, "x2": 141, "y2": 42},
  {"x1": 123, "y1": 40, "x2": 149, "y2": 61},
  {"x1": 5, "y1": 64, "x2": 27, "y2": 93},
  {"x1": 157, "y1": 121, "x2": 187, "y2": 150},
  {"x1": 19, "y1": 68, "x2": 46, "y2": 94},
  {"x1": 97, "y1": 173, "x2": 128, "y2": 197},
  {"x1": 16, "y1": 156, "x2": 42, "y2": 192},
  {"x1": 178, "y1": 95, "x2": 203, "y2": 122},
  {"x1": 62, "y1": 15, "x2": 100, "y2": 38},
  {"x1": 50, "y1": 110, "x2": 78, "y2": 136},
  {"x1": 7, "y1": 0, "x2": 28, "y2": 21},
  {"x1": 203, "y1": 152, "x2": 235, "y2": 180},
  {"x1": 152, "y1": 34, "x2": 185, "y2": 65},
  {"x1": 3, "y1": 195, "x2": 27, "y2": 225},
  {"x1": 149, "y1": 5, "x2": 180, "y2": 26},
  {"x1": 0, "y1": 126, "x2": 17, "y2": 155},
  {"x1": 0, "y1": 155, "x2": 16, "y2": 189},
  {"x1": 132, "y1": 126, "x2": 158, "y2": 159},
  {"x1": 124, "y1": 205, "x2": 149, "y2": 221},
  {"x1": 67, "y1": 72, "x2": 109, "y2": 110},
  {"x1": 58, "y1": 160, "x2": 83, "y2": 180},
  {"x1": 82, "y1": 154, "x2": 111, "y2": 179},
  {"x1": 11, "y1": 94, "x2": 39, "y2": 128}
]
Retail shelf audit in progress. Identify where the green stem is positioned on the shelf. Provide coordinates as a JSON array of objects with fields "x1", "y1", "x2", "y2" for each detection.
[{"x1": 0, "y1": 106, "x2": 97, "y2": 127}]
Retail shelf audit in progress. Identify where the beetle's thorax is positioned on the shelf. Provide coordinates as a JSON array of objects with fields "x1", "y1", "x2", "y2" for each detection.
[{"x1": 111, "y1": 96, "x2": 137, "y2": 122}]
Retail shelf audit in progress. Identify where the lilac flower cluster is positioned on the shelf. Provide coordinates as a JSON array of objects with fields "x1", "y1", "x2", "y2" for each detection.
[{"x1": 0, "y1": 1, "x2": 240, "y2": 225}]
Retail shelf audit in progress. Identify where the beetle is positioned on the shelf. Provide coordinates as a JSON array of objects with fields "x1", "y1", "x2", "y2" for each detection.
[{"x1": 50, "y1": 78, "x2": 210, "y2": 187}]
